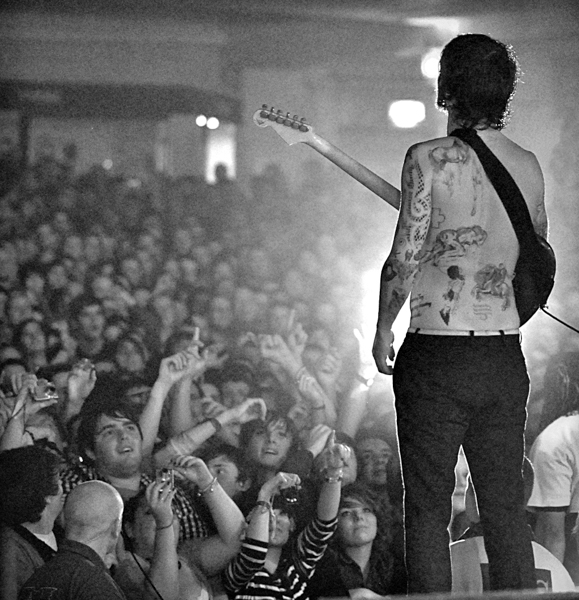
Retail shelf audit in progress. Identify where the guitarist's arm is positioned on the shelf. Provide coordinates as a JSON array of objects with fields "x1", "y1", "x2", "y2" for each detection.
[{"x1": 372, "y1": 144, "x2": 432, "y2": 375}]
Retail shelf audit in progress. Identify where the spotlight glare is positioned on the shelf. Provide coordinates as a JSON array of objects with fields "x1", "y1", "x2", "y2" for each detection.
[
  {"x1": 196, "y1": 114, "x2": 207, "y2": 127},
  {"x1": 421, "y1": 47, "x2": 442, "y2": 79},
  {"x1": 102, "y1": 159, "x2": 113, "y2": 170},
  {"x1": 207, "y1": 117, "x2": 220, "y2": 130},
  {"x1": 389, "y1": 100, "x2": 426, "y2": 129}
]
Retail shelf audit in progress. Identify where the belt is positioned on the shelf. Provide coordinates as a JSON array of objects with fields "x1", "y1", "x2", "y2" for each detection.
[{"x1": 407, "y1": 327, "x2": 520, "y2": 336}]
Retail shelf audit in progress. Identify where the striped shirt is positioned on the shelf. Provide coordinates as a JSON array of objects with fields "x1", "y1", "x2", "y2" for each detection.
[
  {"x1": 60, "y1": 462, "x2": 208, "y2": 541},
  {"x1": 223, "y1": 516, "x2": 337, "y2": 600}
]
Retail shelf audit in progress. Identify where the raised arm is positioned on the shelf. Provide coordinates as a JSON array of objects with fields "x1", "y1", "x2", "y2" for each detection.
[
  {"x1": 143, "y1": 481, "x2": 180, "y2": 600},
  {"x1": 174, "y1": 455, "x2": 247, "y2": 576},
  {"x1": 154, "y1": 397, "x2": 267, "y2": 469},
  {"x1": 0, "y1": 374, "x2": 58, "y2": 451},
  {"x1": 139, "y1": 345, "x2": 206, "y2": 457}
]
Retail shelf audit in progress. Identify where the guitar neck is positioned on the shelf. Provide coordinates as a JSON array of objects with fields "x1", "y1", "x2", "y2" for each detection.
[{"x1": 307, "y1": 131, "x2": 400, "y2": 210}]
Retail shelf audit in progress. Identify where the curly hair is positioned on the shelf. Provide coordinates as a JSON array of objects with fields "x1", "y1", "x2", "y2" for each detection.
[
  {"x1": 0, "y1": 445, "x2": 62, "y2": 526},
  {"x1": 437, "y1": 33, "x2": 520, "y2": 130}
]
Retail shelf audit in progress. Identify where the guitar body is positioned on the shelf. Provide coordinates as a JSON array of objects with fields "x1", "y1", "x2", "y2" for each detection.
[{"x1": 513, "y1": 233, "x2": 556, "y2": 325}]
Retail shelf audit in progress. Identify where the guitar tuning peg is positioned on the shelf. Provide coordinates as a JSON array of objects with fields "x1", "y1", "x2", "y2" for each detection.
[
  {"x1": 293, "y1": 115, "x2": 299, "y2": 120},
  {"x1": 267, "y1": 107, "x2": 277, "y2": 121},
  {"x1": 262, "y1": 104, "x2": 268, "y2": 109}
]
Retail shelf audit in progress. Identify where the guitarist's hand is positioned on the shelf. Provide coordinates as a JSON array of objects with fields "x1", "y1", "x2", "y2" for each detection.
[{"x1": 372, "y1": 329, "x2": 395, "y2": 376}]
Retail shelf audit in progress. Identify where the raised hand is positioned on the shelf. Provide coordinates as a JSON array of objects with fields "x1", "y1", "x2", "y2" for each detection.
[
  {"x1": 259, "y1": 471, "x2": 301, "y2": 502},
  {"x1": 67, "y1": 359, "x2": 97, "y2": 402},
  {"x1": 172, "y1": 455, "x2": 213, "y2": 489},
  {"x1": 229, "y1": 397, "x2": 267, "y2": 424},
  {"x1": 145, "y1": 480, "x2": 176, "y2": 530},
  {"x1": 11, "y1": 374, "x2": 58, "y2": 420},
  {"x1": 259, "y1": 334, "x2": 301, "y2": 374},
  {"x1": 318, "y1": 429, "x2": 350, "y2": 475},
  {"x1": 158, "y1": 343, "x2": 206, "y2": 388}
]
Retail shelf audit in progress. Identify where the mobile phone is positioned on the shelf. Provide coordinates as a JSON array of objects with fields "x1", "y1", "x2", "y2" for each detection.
[{"x1": 156, "y1": 468, "x2": 175, "y2": 490}]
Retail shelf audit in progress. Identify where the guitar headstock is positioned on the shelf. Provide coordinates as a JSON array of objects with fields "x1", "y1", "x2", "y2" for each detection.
[{"x1": 252, "y1": 104, "x2": 314, "y2": 146}]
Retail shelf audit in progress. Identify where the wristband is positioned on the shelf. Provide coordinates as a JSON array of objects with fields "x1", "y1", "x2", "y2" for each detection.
[
  {"x1": 156, "y1": 517, "x2": 174, "y2": 531},
  {"x1": 209, "y1": 418, "x2": 222, "y2": 432},
  {"x1": 312, "y1": 405, "x2": 325, "y2": 411}
]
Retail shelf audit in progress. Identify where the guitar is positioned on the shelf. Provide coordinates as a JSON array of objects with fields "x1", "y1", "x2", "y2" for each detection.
[{"x1": 252, "y1": 104, "x2": 400, "y2": 210}]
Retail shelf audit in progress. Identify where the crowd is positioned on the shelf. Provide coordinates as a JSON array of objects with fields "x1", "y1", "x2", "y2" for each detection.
[{"x1": 0, "y1": 141, "x2": 578, "y2": 599}]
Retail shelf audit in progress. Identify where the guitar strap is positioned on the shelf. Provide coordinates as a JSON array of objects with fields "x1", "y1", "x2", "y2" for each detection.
[{"x1": 450, "y1": 127, "x2": 536, "y2": 259}]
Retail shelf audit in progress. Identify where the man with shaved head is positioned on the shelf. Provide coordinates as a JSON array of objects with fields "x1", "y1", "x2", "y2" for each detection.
[{"x1": 19, "y1": 481, "x2": 127, "y2": 599}]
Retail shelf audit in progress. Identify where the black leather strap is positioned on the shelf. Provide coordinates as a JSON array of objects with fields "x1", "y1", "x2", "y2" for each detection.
[{"x1": 450, "y1": 128, "x2": 537, "y2": 258}]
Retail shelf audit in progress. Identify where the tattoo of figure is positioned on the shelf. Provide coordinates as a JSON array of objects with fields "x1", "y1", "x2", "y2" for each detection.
[
  {"x1": 471, "y1": 263, "x2": 511, "y2": 310},
  {"x1": 439, "y1": 265, "x2": 465, "y2": 325}
]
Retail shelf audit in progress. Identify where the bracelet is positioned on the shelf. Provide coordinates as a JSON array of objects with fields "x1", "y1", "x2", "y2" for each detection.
[
  {"x1": 209, "y1": 418, "x2": 222, "y2": 432},
  {"x1": 198, "y1": 476, "x2": 218, "y2": 495},
  {"x1": 312, "y1": 405, "x2": 325, "y2": 411},
  {"x1": 156, "y1": 517, "x2": 174, "y2": 531},
  {"x1": 255, "y1": 500, "x2": 272, "y2": 514}
]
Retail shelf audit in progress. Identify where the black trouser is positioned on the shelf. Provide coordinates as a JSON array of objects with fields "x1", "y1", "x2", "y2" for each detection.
[{"x1": 393, "y1": 332, "x2": 536, "y2": 594}]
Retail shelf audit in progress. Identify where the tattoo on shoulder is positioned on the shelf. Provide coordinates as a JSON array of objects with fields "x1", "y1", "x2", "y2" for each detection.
[{"x1": 428, "y1": 139, "x2": 469, "y2": 171}]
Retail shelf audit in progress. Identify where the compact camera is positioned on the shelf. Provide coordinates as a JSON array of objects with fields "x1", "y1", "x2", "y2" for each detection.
[
  {"x1": 156, "y1": 468, "x2": 175, "y2": 490},
  {"x1": 279, "y1": 485, "x2": 300, "y2": 505},
  {"x1": 32, "y1": 379, "x2": 59, "y2": 402}
]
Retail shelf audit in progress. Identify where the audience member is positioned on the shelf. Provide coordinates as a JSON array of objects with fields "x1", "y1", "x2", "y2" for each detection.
[
  {"x1": 19, "y1": 480, "x2": 126, "y2": 600},
  {"x1": 222, "y1": 431, "x2": 349, "y2": 600},
  {"x1": 527, "y1": 357, "x2": 579, "y2": 584},
  {"x1": 307, "y1": 481, "x2": 407, "y2": 598},
  {"x1": 0, "y1": 445, "x2": 64, "y2": 599}
]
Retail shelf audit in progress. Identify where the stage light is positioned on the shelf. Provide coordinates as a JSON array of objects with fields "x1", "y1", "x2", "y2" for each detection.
[
  {"x1": 388, "y1": 100, "x2": 426, "y2": 128},
  {"x1": 421, "y1": 47, "x2": 442, "y2": 79},
  {"x1": 102, "y1": 159, "x2": 113, "y2": 170},
  {"x1": 207, "y1": 117, "x2": 220, "y2": 130},
  {"x1": 196, "y1": 114, "x2": 207, "y2": 127}
]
